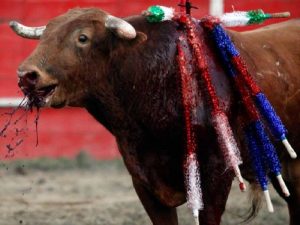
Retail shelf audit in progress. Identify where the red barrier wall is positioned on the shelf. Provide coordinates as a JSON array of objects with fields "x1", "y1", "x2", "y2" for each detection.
[
  {"x1": 0, "y1": 0, "x2": 299, "y2": 159},
  {"x1": 0, "y1": 107, "x2": 118, "y2": 160}
]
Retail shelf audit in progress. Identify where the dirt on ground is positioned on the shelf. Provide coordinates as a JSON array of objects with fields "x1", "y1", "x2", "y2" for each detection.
[{"x1": 0, "y1": 158, "x2": 289, "y2": 225}]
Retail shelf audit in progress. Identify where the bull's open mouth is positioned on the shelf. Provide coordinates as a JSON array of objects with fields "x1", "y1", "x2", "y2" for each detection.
[
  {"x1": 25, "y1": 84, "x2": 57, "y2": 108},
  {"x1": 36, "y1": 84, "x2": 57, "y2": 98}
]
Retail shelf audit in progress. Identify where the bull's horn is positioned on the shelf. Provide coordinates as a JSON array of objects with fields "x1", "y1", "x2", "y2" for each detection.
[
  {"x1": 9, "y1": 21, "x2": 45, "y2": 39},
  {"x1": 105, "y1": 15, "x2": 136, "y2": 39}
]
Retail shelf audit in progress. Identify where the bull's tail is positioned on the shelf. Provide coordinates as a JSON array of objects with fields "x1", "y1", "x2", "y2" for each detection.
[{"x1": 242, "y1": 182, "x2": 262, "y2": 223}]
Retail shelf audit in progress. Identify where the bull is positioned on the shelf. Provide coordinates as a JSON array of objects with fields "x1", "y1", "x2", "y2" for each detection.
[{"x1": 9, "y1": 8, "x2": 300, "y2": 225}]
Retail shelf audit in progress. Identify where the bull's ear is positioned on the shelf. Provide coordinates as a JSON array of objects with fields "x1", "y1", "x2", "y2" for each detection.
[{"x1": 127, "y1": 31, "x2": 147, "y2": 47}]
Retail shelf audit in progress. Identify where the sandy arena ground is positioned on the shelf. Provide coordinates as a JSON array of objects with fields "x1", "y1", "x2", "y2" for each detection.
[{"x1": 0, "y1": 159, "x2": 289, "y2": 225}]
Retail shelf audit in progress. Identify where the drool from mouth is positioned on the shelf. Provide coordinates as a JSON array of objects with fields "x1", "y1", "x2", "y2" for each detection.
[{"x1": 23, "y1": 84, "x2": 57, "y2": 108}]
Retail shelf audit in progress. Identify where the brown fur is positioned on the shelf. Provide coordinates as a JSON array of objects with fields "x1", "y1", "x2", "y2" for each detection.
[{"x1": 16, "y1": 8, "x2": 300, "y2": 225}]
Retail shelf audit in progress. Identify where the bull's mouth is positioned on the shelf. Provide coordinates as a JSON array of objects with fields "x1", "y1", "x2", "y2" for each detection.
[
  {"x1": 36, "y1": 84, "x2": 57, "y2": 98},
  {"x1": 24, "y1": 84, "x2": 57, "y2": 108}
]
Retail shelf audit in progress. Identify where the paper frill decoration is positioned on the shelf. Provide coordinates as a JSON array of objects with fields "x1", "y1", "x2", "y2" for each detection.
[
  {"x1": 185, "y1": 153, "x2": 203, "y2": 225},
  {"x1": 220, "y1": 9, "x2": 291, "y2": 27},
  {"x1": 142, "y1": 5, "x2": 175, "y2": 23}
]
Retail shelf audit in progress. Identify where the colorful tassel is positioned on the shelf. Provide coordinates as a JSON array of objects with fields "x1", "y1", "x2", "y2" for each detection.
[
  {"x1": 252, "y1": 121, "x2": 281, "y2": 175},
  {"x1": 244, "y1": 124, "x2": 274, "y2": 212},
  {"x1": 244, "y1": 124, "x2": 268, "y2": 190},
  {"x1": 252, "y1": 121, "x2": 290, "y2": 197},
  {"x1": 220, "y1": 9, "x2": 290, "y2": 27},
  {"x1": 177, "y1": 40, "x2": 204, "y2": 222},
  {"x1": 254, "y1": 93, "x2": 297, "y2": 159}
]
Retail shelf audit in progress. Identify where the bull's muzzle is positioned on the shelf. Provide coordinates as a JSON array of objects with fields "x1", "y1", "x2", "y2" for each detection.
[
  {"x1": 17, "y1": 68, "x2": 57, "y2": 107},
  {"x1": 17, "y1": 70, "x2": 40, "y2": 94}
]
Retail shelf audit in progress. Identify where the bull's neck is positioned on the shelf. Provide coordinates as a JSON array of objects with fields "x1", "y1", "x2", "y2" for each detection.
[{"x1": 92, "y1": 19, "x2": 181, "y2": 134}]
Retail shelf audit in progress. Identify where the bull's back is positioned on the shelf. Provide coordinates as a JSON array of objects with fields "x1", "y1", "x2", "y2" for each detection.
[{"x1": 230, "y1": 19, "x2": 300, "y2": 152}]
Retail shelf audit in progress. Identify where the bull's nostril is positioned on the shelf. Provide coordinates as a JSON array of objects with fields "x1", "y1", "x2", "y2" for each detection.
[
  {"x1": 17, "y1": 70, "x2": 39, "y2": 79},
  {"x1": 18, "y1": 70, "x2": 40, "y2": 90},
  {"x1": 26, "y1": 71, "x2": 38, "y2": 82}
]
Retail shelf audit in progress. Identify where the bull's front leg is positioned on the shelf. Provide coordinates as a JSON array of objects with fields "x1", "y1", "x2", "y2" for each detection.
[
  {"x1": 116, "y1": 135, "x2": 150, "y2": 185},
  {"x1": 198, "y1": 153, "x2": 234, "y2": 225},
  {"x1": 116, "y1": 136, "x2": 180, "y2": 225},
  {"x1": 132, "y1": 178, "x2": 179, "y2": 225}
]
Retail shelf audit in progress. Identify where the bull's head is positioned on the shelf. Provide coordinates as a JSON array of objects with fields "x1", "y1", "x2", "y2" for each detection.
[{"x1": 10, "y1": 8, "x2": 146, "y2": 108}]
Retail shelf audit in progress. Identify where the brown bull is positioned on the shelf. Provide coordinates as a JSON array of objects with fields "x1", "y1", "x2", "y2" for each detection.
[{"x1": 10, "y1": 8, "x2": 300, "y2": 225}]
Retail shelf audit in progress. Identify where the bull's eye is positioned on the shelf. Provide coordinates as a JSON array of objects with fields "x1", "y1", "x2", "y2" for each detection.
[{"x1": 78, "y1": 34, "x2": 88, "y2": 43}]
